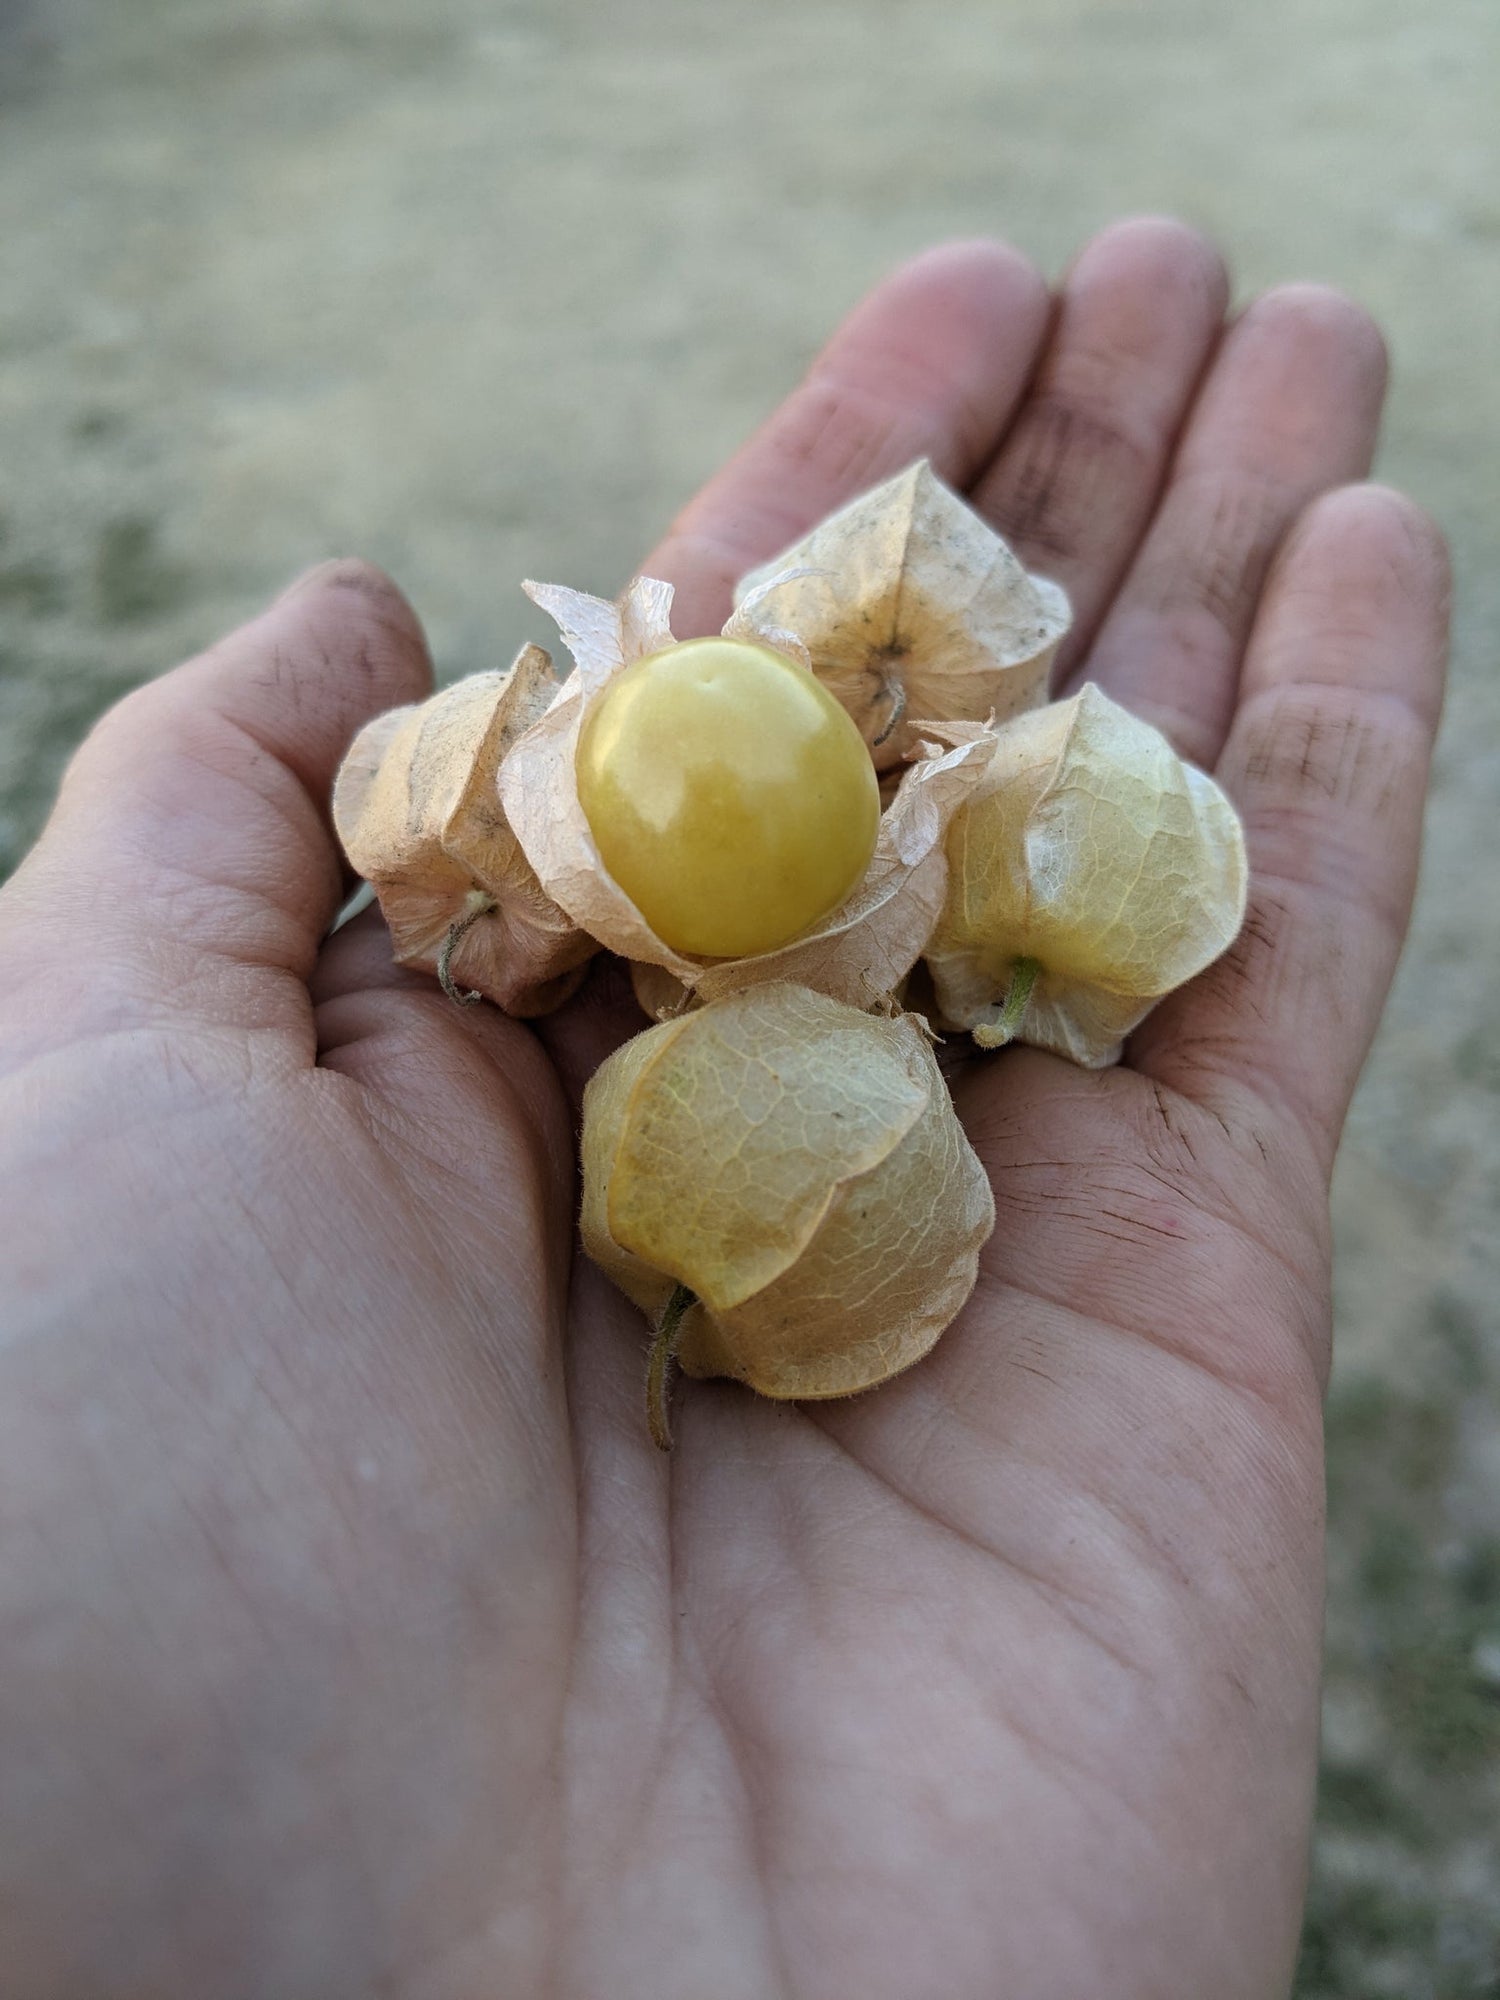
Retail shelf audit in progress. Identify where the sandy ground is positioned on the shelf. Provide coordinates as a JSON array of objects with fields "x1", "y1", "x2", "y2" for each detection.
[{"x1": 2, "y1": 0, "x2": 1497, "y2": 1990}]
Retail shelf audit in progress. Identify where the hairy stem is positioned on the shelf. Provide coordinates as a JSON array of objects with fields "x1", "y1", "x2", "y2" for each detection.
[
  {"x1": 972, "y1": 957, "x2": 1041, "y2": 1050},
  {"x1": 646, "y1": 1284, "x2": 696, "y2": 1452},
  {"x1": 437, "y1": 891, "x2": 497, "y2": 1005},
  {"x1": 871, "y1": 674, "x2": 908, "y2": 748}
]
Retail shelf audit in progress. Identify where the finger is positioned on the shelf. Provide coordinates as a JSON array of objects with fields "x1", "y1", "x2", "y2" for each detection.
[
  {"x1": 1129, "y1": 485, "x2": 1451, "y2": 1170},
  {"x1": 312, "y1": 910, "x2": 631, "y2": 1157},
  {"x1": 3, "y1": 561, "x2": 431, "y2": 1039},
  {"x1": 645, "y1": 237, "x2": 1050, "y2": 634},
  {"x1": 1075, "y1": 285, "x2": 1389, "y2": 767},
  {"x1": 312, "y1": 904, "x2": 549, "y2": 1082},
  {"x1": 969, "y1": 217, "x2": 1229, "y2": 667},
  {"x1": 311, "y1": 906, "x2": 574, "y2": 1205},
  {"x1": 310, "y1": 901, "x2": 441, "y2": 1012}
]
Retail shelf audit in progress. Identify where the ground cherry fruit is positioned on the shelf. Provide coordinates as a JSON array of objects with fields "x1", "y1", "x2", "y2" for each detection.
[{"x1": 574, "y1": 637, "x2": 882, "y2": 958}]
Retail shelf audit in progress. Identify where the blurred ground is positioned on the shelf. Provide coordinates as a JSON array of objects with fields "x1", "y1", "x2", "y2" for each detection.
[{"x1": 1, "y1": 0, "x2": 1497, "y2": 1990}]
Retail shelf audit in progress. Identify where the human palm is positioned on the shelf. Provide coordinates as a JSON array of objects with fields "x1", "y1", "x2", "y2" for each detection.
[{"x1": 0, "y1": 222, "x2": 1449, "y2": 2000}]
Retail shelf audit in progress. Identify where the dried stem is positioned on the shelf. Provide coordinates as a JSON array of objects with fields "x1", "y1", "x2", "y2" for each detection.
[
  {"x1": 972, "y1": 957, "x2": 1041, "y2": 1050},
  {"x1": 870, "y1": 673, "x2": 908, "y2": 748},
  {"x1": 437, "y1": 891, "x2": 497, "y2": 1005},
  {"x1": 646, "y1": 1284, "x2": 695, "y2": 1452}
]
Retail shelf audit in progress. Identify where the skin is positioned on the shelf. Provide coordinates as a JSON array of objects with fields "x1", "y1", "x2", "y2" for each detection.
[{"x1": 0, "y1": 219, "x2": 1450, "y2": 2000}]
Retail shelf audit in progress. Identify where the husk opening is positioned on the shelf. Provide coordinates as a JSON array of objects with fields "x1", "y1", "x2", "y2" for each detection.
[{"x1": 732, "y1": 459, "x2": 1071, "y2": 769}]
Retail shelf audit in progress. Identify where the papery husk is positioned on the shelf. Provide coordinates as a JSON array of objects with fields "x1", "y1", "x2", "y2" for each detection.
[
  {"x1": 925, "y1": 684, "x2": 1249, "y2": 1067},
  {"x1": 731, "y1": 460, "x2": 1071, "y2": 770},
  {"x1": 499, "y1": 579, "x2": 993, "y2": 1018},
  {"x1": 580, "y1": 983, "x2": 995, "y2": 1400},
  {"x1": 332, "y1": 647, "x2": 597, "y2": 1015}
]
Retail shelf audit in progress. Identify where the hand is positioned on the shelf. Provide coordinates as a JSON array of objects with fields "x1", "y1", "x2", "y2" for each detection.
[{"x1": 0, "y1": 218, "x2": 1449, "y2": 2000}]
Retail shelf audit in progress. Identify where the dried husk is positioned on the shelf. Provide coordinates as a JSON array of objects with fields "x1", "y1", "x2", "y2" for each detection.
[
  {"x1": 498, "y1": 577, "x2": 992, "y2": 1018},
  {"x1": 925, "y1": 684, "x2": 1248, "y2": 1067},
  {"x1": 332, "y1": 647, "x2": 597, "y2": 1015},
  {"x1": 580, "y1": 983, "x2": 995, "y2": 1400},
  {"x1": 732, "y1": 459, "x2": 1071, "y2": 769}
]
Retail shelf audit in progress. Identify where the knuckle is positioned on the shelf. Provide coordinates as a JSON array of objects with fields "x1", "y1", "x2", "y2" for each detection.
[
  {"x1": 785, "y1": 375, "x2": 924, "y2": 492},
  {"x1": 983, "y1": 393, "x2": 1155, "y2": 564},
  {"x1": 1236, "y1": 683, "x2": 1424, "y2": 814},
  {"x1": 1228, "y1": 690, "x2": 1425, "y2": 946},
  {"x1": 1212, "y1": 889, "x2": 1292, "y2": 1015},
  {"x1": 1154, "y1": 466, "x2": 1286, "y2": 631}
]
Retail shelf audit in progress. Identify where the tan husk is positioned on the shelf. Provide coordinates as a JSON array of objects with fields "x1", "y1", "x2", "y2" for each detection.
[
  {"x1": 499, "y1": 577, "x2": 993, "y2": 1018},
  {"x1": 925, "y1": 684, "x2": 1249, "y2": 1067},
  {"x1": 731, "y1": 459, "x2": 1071, "y2": 769},
  {"x1": 580, "y1": 983, "x2": 995, "y2": 1401},
  {"x1": 332, "y1": 647, "x2": 597, "y2": 1015}
]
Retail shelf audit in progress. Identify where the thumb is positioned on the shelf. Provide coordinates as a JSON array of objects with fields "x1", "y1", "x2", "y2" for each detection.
[{"x1": 0, "y1": 560, "x2": 430, "y2": 1042}]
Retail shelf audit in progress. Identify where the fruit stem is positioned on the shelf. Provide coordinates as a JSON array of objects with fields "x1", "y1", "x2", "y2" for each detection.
[
  {"x1": 437, "y1": 891, "x2": 497, "y2": 1005},
  {"x1": 871, "y1": 675, "x2": 908, "y2": 748},
  {"x1": 647, "y1": 1284, "x2": 695, "y2": 1452},
  {"x1": 973, "y1": 957, "x2": 1041, "y2": 1050}
]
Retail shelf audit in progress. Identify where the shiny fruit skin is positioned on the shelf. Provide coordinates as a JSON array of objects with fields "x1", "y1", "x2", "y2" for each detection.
[{"x1": 575, "y1": 638, "x2": 881, "y2": 958}]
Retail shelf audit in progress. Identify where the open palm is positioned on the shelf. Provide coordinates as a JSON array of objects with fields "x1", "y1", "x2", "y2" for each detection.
[{"x1": 0, "y1": 221, "x2": 1449, "y2": 2000}]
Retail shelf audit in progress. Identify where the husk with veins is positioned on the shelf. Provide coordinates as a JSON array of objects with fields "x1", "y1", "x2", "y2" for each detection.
[
  {"x1": 732, "y1": 458, "x2": 1072, "y2": 770},
  {"x1": 499, "y1": 576, "x2": 993, "y2": 1020},
  {"x1": 924, "y1": 685, "x2": 1249, "y2": 1068},
  {"x1": 332, "y1": 645, "x2": 597, "y2": 1016},
  {"x1": 581, "y1": 982, "x2": 995, "y2": 1400}
]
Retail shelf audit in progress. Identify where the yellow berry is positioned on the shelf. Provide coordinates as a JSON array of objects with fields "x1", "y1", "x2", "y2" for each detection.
[{"x1": 575, "y1": 638, "x2": 881, "y2": 958}]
